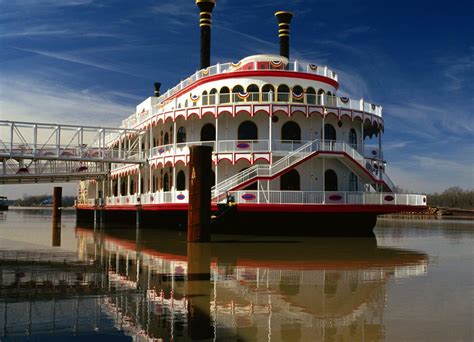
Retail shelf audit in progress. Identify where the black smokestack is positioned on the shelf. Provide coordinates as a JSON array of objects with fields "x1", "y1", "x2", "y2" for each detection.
[
  {"x1": 196, "y1": 0, "x2": 216, "y2": 70},
  {"x1": 154, "y1": 82, "x2": 161, "y2": 97},
  {"x1": 274, "y1": 11, "x2": 293, "y2": 59}
]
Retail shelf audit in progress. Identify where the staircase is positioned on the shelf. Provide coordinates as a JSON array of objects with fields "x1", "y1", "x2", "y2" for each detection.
[{"x1": 211, "y1": 139, "x2": 396, "y2": 201}]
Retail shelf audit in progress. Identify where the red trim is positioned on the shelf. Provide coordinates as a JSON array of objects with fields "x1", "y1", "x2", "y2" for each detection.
[
  {"x1": 166, "y1": 70, "x2": 339, "y2": 102},
  {"x1": 235, "y1": 203, "x2": 426, "y2": 214}
]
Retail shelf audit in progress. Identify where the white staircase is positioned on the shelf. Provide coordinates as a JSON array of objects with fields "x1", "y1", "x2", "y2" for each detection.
[{"x1": 211, "y1": 139, "x2": 396, "y2": 200}]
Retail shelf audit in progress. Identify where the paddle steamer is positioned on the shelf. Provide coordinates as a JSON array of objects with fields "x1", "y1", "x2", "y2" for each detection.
[{"x1": 76, "y1": 1, "x2": 426, "y2": 234}]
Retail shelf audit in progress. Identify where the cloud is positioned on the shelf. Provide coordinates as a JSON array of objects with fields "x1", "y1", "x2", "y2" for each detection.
[
  {"x1": 388, "y1": 154, "x2": 474, "y2": 193},
  {"x1": 439, "y1": 47, "x2": 474, "y2": 91},
  {"x1": 13, "y1": 47, "x2": 149, "y2": 79},
  {"x1": 0, "y1": 75, "x2": 132, "y2": 126}
]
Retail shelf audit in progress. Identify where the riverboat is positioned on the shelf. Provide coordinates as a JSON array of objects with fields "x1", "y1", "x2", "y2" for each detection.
[{"x1": 76, "y1": 1, "x2": 426, "y2": 235}]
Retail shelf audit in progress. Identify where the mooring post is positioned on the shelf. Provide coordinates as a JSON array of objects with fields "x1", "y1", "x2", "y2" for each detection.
[
  {"x1": 188, "y1": 145, "x2": 213, "y2": 242},
  {"x1": 52, "y1": 186, "x2": 62, "y2": 228}
]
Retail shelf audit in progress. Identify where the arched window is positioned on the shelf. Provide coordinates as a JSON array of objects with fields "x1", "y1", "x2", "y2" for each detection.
[
  {"x1": 349, "y1": 172, "x2": 358, "y2": 191},
  {"x1": 163, "y1": 132, "x2": 169, "y2": 145},
  {"x1": 247, "y1": 84, "x2": 259, "y2": 101},
  {"x1": 325, "y1": 169, "x2": 338, "y2": 191},
  {"x1": 209, "y1": 88, "x2": 217, "y2": 105},
  {"x1": 281, "y1": 169, "x2": 300, "y2": 190},
  {"x1": 219, "y1": 86, "x2": 230, "y2": 104},
  {"x1": 324, "y1": 123, "x2": 337, "y2": 141},
  {"x1": 177, "y1": 127, "x2": 186, "y2": 143},
  {"x1": 277, "y1": 84, "x2": 290, "y2": 102},
  {"x1": 326, "y1": 91, "x2": 336, "y2": 106},
  {"x1": 307, "y1": 87, "x2": 316, "y2": 104},
  {"x1": 262, "y1": 84, "x2": 275, "y2": 101},
  {"x1": 202, "y1": 90, "x2": 208, "y2": 105},
  {"x1": 176, "y1": 170, "x2": 186, "y2": 191},
  {"x1": 238, "y1": 121, "x2": 258, "y2": 140},
  {"x1": 201, "y1": 123, "x2": 216, "y2": 141},
  {"x1": 349, "y1": 128, "x2": 357, "y2": 148},
  {"x1": 281, "y1": 121, "x2": 301, "y2": 141},
  {"x1": 211, "y1": 170, "x2": 215, "y2": 187},
  {"x1": 232, "y1": 85, "x2": 244, "y2": 103},
  {"x1": 130, "y1": 179, "x2": 135, "y2": 194},
  {"x1": 163, "y1": 173, "x2": 169, "y2": 192},
  {"x1": 317, "y1": 89, "x2": 325, "y2": 105},
  {"x1": 292, "y1": 85, "x2": 304, "y2": 103}
]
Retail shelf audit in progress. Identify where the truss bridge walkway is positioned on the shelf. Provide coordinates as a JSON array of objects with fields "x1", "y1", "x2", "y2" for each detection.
[{"x1": 0, "y1": 120, "x2": 145, "y2": 184}]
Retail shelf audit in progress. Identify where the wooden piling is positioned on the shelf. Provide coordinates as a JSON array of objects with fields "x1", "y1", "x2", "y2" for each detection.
[
  {"x1": 52, "y1": 186, "x2": 62, "y2": 228},
  {"x1": 188, "y1": 145, "x2": 213, "y2": 242}
]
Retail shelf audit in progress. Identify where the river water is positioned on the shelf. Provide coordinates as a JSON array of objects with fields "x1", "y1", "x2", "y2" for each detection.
[{"x1": 0, "y1": 209, "x2": 472, "y2": 341}]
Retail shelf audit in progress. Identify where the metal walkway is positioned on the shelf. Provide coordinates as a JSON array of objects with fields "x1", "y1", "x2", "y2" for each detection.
[{"x1": 0, "y1": 120, "x2": 145, "y2": 184}]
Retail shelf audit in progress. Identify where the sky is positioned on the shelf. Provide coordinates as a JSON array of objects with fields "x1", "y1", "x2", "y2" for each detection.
[{"x1": 0, "y1": 0, "x2": 473, "y2": 199}]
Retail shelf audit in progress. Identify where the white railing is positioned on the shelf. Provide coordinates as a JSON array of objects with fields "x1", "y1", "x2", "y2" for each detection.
[
  {"x1": 147, "y1": 140, "x2": 310, "y2": 159},
  {"x1": 226, "y1": 190, "x2": 426, "y2": 206},
  {"x1": 105, "y1": 190, "x2": 425, "y2": 206},
  {"x1": 107, "y1": 191, "x2": 189, "y2": 206},
  {"x1": 152, "y1": 61, "x2": 337, "y2": 105},
  {"x1": 211, "y1": 139, "x2": 371, "y2": 199},
  {"x1": 121, "y1": 92, "x2": 382, "y2": 130}
]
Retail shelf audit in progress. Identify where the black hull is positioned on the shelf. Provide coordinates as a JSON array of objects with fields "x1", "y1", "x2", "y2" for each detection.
[{"x1": 76, "y1": 208, "x2": 377, "y2": 237}]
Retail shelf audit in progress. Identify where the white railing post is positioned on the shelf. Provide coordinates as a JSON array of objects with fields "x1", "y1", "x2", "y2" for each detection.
[
  {"x1": 294, "y1": 60, "x2": 298, "y2": 71},
  {"x1": 216, "y1": 63, "x2": 221, "y2": 74},
  {"x1": 360, "y1": 98, "x2": 364, "y2": 111}
]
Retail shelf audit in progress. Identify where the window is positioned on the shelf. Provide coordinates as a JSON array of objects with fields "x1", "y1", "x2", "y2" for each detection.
[
  {"x1": 209, "y1": 88, "x2": 217, "y2": 105},
  {"x1": 232, "y1": 85, "x2": 244, "y2": 102},
  {"x1": 281, "y1": 121, "x2": 301, "y2": 141},
  {"x1": 202, "y1": 90, "x2": 208, "y2": 105},
  {"x1": 219, "y1": 86, "x2": 230, "y2": 104},
  {"x1": 307, "y1": 87, "x2": 316, "y2": 104},
  {"x1": 277, "y1": 84, "x2": 290, "y2": 102},
  {"x1": 238, "y1": 121, "x2": 258, "y2": 140},
  {"x1": 163, "y1": 132, "x2": 169, "y2": 145},
  {"x1": 349, "y1": 128, "x2": 357, "y2": 148},
  {"x1": 292, "y1": 85, "x2": 304, "y2": 103},
  {"x1": 262, "y1": 84, "x2": 275, "y2": 101},
  {"x1": 163, "y1": 173, "x2": 169, "y2": 191},
  {"x1": 324, "y1": 124, "x2": 336, "y2": 141},
  {"x1": 176, "y1": 171, "x2": 186, "y2": 191},
  {"x1": 349, "y1": 172, "x2": 358, "y2": 191},
  {"x1": 280, "y1": 169, "x2": 300, "y2": 190},
  {"x1": 325, "y1": 169, "x2": 338, "y2": 191},
  {"x1": 317, "y1": 89, "x2": 325, "y2": 105},
  {"x1": 247, "y1": 84, "x2": 259, "y2": 101},
  {"x1": 201, "y1": 123, "x2": 216, "y2": 141},
  {"x1": 177, "y1": 127, "x2": 186, "y2": 143}
]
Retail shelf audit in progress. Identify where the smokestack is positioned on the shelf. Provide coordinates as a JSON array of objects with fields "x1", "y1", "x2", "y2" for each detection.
[
  {"x1": 154, "y1": 82, "x2": 161, "y2": 97},
  {"x1": 274, "y1": 11, "x2": 293, "y2": 59},
  {"x1": 196, "y1": 0, "x2": 216, "y2": 70}
]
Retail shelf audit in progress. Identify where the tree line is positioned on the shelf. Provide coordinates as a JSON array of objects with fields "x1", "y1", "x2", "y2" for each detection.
[
  {"x1": 427, "y1": 187, "x2": 474, "y2": 209},
  {"x1": 13, "y1": 194, "x2": 76, "y2": 207}
]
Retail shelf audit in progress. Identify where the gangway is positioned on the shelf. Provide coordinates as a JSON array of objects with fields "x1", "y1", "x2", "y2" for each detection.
[{"x1": 0, "y1": 120, "x2": 145, "y2": 184}]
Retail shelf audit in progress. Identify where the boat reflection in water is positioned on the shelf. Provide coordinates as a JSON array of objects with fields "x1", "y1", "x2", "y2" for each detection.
[{"x1": 0, "y1": 228, "x2": 428, "y2": 341}]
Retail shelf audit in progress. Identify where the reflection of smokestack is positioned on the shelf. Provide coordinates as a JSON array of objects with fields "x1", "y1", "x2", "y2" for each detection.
[
  {"x1": 154, "y1": 82, "x2": 161, "y2": 97},
  {"x1": 196, "y1": 0, "x2": 216, "y2": 70},
  {"x1": 274, "y1": 11, "x2": 294, "y2": 59}
]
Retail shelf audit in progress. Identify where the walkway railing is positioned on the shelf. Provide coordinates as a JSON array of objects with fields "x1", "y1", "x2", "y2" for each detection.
[
  {"x1": 121, "y1": 93, "x2": 382, "y2": 130},
  {"x1": 226, "y1": 190, "x2": 426, "y2": 206},
  {"x1": 99, "y1": 190, "x2": 425, "y2": 207},
  {"x1": 151, "y1": 60, "x2": 338, "y2": 105}
]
